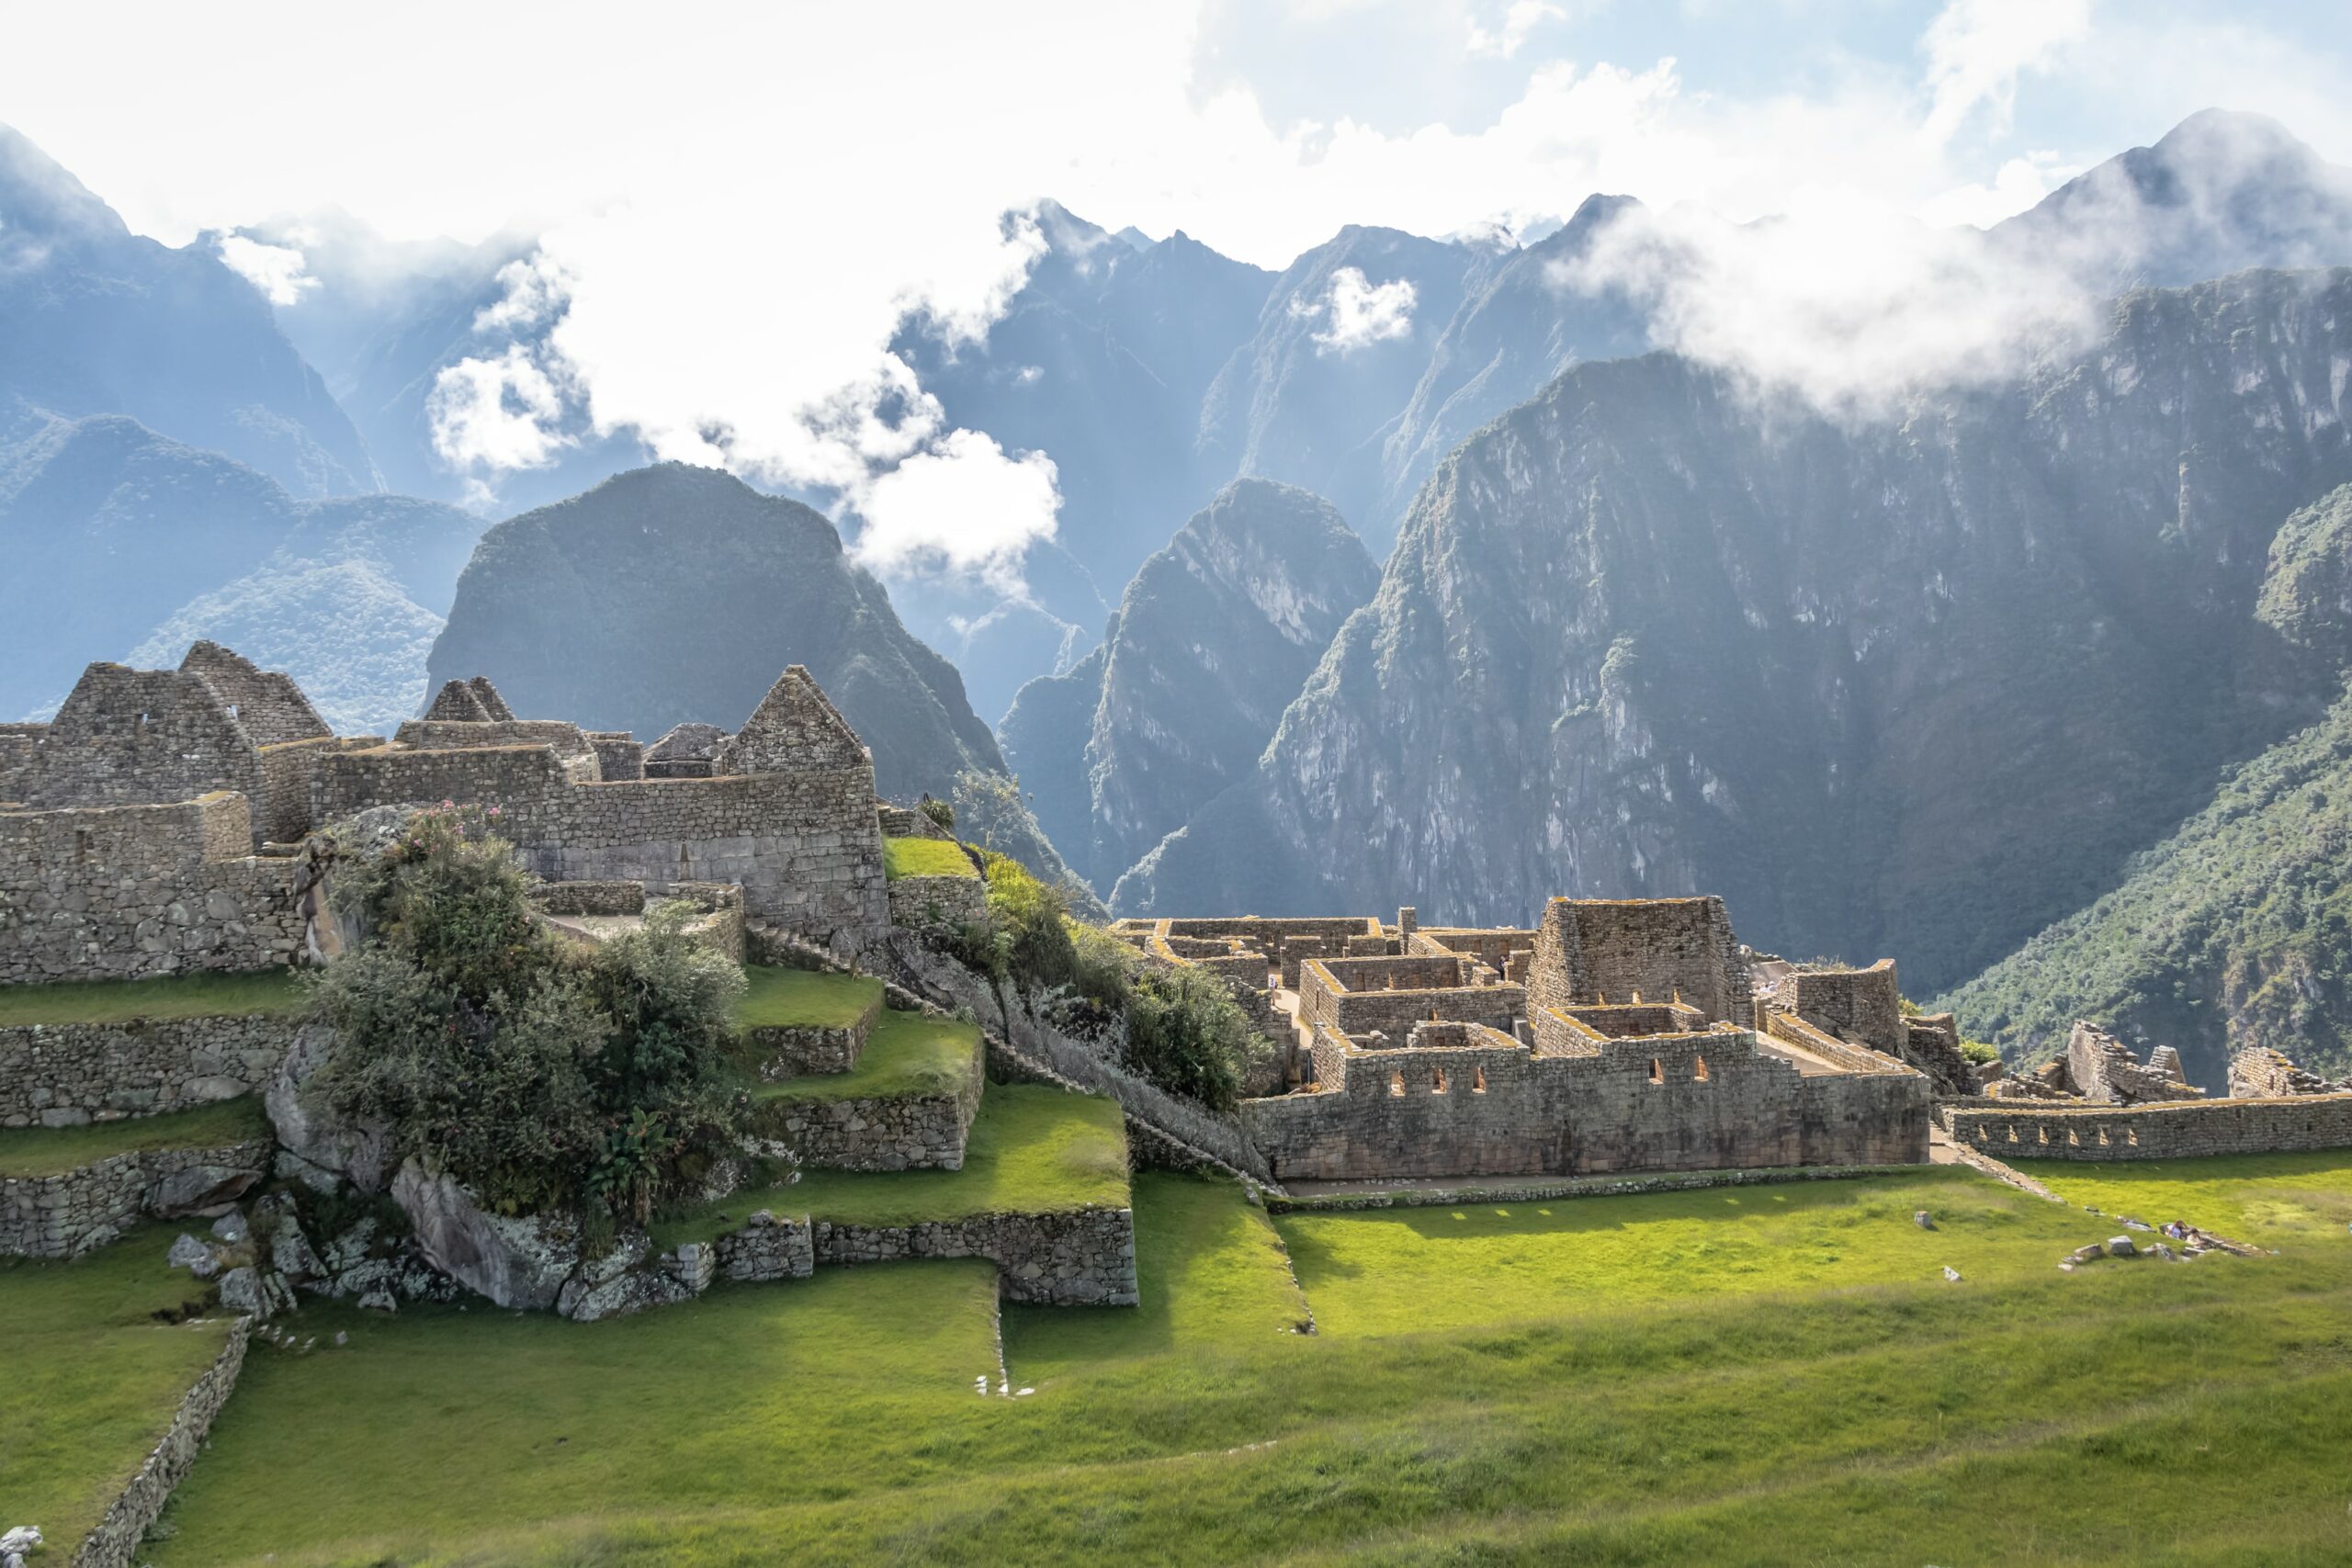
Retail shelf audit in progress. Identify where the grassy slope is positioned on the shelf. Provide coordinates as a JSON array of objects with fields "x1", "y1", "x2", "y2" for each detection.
[
  {"x1": 0, "y1": 1095, "x2": 270, "y2": 1179},
  {"x1": 1004, "y1": 1171, "x2": 1313, "y2": 1379},
  {"x1": 752, "y1": 1010, "x2": 979, "y2": 1107},
  {"x1": 1, "y1": 1224, "x2": 228, "y2": 1550},
  {"x1": 1934, "y1": 684, "x2": 2352, "y2": 1082},
  {"x1": 2014, "y1": 1149, "x2": 2352, "y2": 1247},
  {"x1": 0, "y1": 968, "x2": 306, "y2": 1026},
  {"x1": 654, "y1": 1085, "x2": 1129, "y2": 1246},
  {"x1": 1273, "y1": 1167, "x2": 2094, "y2": 1337},
  {"x1": 732, "y1": 967, "x2": 883, "y2": 1031},
  {"x1": 883, "y1": 836, "x2": 978, "y2": 881},
  {"x1": 137, "y1": 1159, "x2": 2352, "y2": 1566}
]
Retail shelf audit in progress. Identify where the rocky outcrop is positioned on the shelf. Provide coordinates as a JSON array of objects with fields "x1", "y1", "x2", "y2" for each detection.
[
  {"x1": 390, "y1": 1159, "x2": 582, "y2": 1312},
  {"x1": 265, "y1": 1026, "x2": 390, "y2": 1193},
  {"x1": 1001, "y1": 479, "x2": 1378, "y2": 892}
]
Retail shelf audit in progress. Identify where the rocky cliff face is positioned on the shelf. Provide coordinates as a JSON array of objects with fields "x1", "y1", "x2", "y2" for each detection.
[
  {"x1": 1001, "y1": 479, "x2": 1377, "y2": 892},
  {"x1": 1119, "y1": 269, "x2": 2352, "y2": 994}
]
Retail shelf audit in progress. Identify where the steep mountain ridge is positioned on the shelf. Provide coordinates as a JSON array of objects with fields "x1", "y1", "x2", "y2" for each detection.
[
  {"x1": 0, "y1": 125, "x2": 376, "y2": 497},
  {"x1": 1000, "y1": 479, "x2": 1379, "y2": 891},
  {"x1": 1119, "y1": 269, "x2": 2352, "y2": 993}
]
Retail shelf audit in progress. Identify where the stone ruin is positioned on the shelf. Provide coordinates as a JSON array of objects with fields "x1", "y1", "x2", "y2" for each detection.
[
  {"x1": 1120, "y1": 897, "x2": 1937, "y2": 1184},
  {"x1": 0, "y1": 645, "x2": 891, "y2": 985}
]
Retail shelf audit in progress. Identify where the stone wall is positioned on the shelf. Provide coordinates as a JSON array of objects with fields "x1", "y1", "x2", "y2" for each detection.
[
  {"x1": 1527, "y1": 897, "x2": 1749, "y2": 1023},
  {"x1": 1, "y1": 1137, "x2": 272, "y2": 1258},
  {"x1": 889, "y1": 874, "x2": 987, "y2": 931},
  {"x1": 18, "y1": 667, "x2": 267, "y2": 841},
  {"x1": 712, "y1": 1210, "x2": 816, "y2": 1282},
  {"x1": 810, "y1": 1204, "x2": 1137, "y2": 1305},
  {"x1": 588, "y1": 732, "x2": 645, "y2": 782},
  {"x1": 0, "y1": 795, "x2": 309, "y2": 986},
  {"x1": 745, "y1": 987, "x2": 883, "y2": 1077},
  {"x1": 75, "y1": 1314, "x2": 250, "y2": 1568},
  {"x1": 753, "y1": 1046, "x2": 982, "y2": 1170},
  {"x1": 2228, "y1": 1046, "x2": 2350, "y2": 1098},
  {"x1": 392, "y1": 718, "x2": 599, "y2": 766},
  {"x1": 1243, "y1": 1021, "x2": 1929, "y2": 1183},
  {"x1": 2066, "y1": 1021, "x2": 2205, "y2": 1104},
  {"x1": 1295, "y1": 957, "x2": 1524, "y2": 1041},
  {"x1": 1778, "y1": 961, "x2": 1904, "y2": 1054},
  {"x1": 1, "y1": 1014, "x2": 298, "y2": 1126},
  {"x1": 1941, "y1": 1094, "x2": 2352, "y2": 1159},
  {"x1": 0, "y1": 722, "x2": 44, "y2": 800},
  {"x1": 178, "y1": 641, "x2": 330, "y2": 748}
]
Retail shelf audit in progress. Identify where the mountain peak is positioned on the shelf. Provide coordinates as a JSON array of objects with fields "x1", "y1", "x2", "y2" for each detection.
[{"x1": 0, "y1": 123, "x2": 128, "y2": 245}]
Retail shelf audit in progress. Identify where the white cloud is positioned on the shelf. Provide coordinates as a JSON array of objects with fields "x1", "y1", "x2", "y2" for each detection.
[
  {"x1": 214, "y1": 232, "x2": 316, "y2": 305},
  {"x1": 1298, "y1": 265, "x2": 1419, "y2": 352},
  {"x1": 1918, "y1": 151, "x2": 2078, "y2": 229},
  {"x1": 1466, "y1": 1, "x2": 1567, "y2": 61},
  {"x1": 426, "y1": 344, "x2": 572, "y2": 475},
  {"x1": 1919, "y1": 0, "x2": 2094, "y2": 147},
  {"x1": 853, "y1": 428, "x2": 1061, "y2": 592},
  {"x1": 1553, "y1": 193, "x2": 2098, "y2": 420}
]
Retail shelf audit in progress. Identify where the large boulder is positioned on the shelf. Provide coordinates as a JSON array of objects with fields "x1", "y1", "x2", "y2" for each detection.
[
  {"x1": 390, "y1": 1159, "x2": 582, "y2": 1311},
  {"x1": 553, "y1": 1232, "x2": 698, "y2": 1322},
  {"x1": 148, "y1": 1162, "x2": 263, "y2": 1216},
  {"x1": 266, "y1": 1026, "x2": 390, "y2": 1192}
]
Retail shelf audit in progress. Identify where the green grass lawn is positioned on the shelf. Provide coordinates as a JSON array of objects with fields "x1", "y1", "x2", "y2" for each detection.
[
  {"x1": 731, "y1": 966, "x2": 883, "y2": 1031},
  {"x1": 752, "y1": 1010, "x2": 979, "y2": 1107},
  {"x1": 1273, "y1": 1167, "x2": 2105, "y2": 1337},
  {"x1": 0, "y1": 1095, "x2": 270, "y2": 1179},
  {"x1": 0, "y1": 968, "x2": 306, "y2": 1026},
  {"x1": 130, "y1": 1158, "x2": 2352, "y2": 1567},
  {"x1": 1004, "y1": 1171, "x2": 1313, "y2": 1381},
  {"x1": 2016, "y1": 1148, "x2": 2352, "y2": 1248},
  {"x1": 0, "y1": 1224, "x2": 230, "y2": 1551},
  {"x1": 883, "y1": 836, "x2": 978, "y2": 881},
  {"x1": 655, "y1": 1085, "x2": 1129, "y2": 1247}
]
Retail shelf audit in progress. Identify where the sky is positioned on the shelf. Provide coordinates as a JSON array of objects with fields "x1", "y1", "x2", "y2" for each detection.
[{"x1": 6, "y1": 0, "x2": 2348, "y2": 574}]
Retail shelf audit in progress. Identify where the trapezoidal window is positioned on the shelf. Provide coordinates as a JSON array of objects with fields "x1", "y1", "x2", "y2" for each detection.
[
  {"x1": 1693, "y1": 1055, "x2": 1711, "y2": 1082},
  {"x1": 1648, "y1": 1058, "x2": 1664, "y2": 1084},
  {"x1": 1432, "y1": 1066, "x2": 1448, "y2": 1094},
  {"x1": 1472, "y1": 1066, "x2": 1487, "y2": 1093},
  {"x1": 1389, "y1": 1071, "x2": 1406, "y2": 1097}
]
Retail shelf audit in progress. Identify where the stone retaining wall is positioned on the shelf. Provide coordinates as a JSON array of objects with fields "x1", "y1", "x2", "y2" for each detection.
[
  {"x1": 711, "y1": 1211, "x2": 816, "y2": 1282},
  {"x1": 75, "y1": 1315, "x2": 251, "y2": 1568},
  {"x1": 1941, "y1": 1094, "x2": 2352, "y2": 1159},
  {"x1": 1, "y1": 1137, "x2": 273, "y2": 1258},
  {"x1": 746, "y1": 989, "x2": 883, "y2": 1078},
  {"x1": 811, "y1": 1204, "x2": 1136, "y2": 1304},
  {"x1": 756, "y1": 1051, "x2": 983, "y2": 1171},
  {"x1": 1, "y1": 1014, "x2": 299, "y2": 1126},
  {"x1": 888, "y1": 874, "x2": 986, "y2": 931},
  {"x1": 1263, "y1": 1161, "x2": 1926, "y2": 1213}
]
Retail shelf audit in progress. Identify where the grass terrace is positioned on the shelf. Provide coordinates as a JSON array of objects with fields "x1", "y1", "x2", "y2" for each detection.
[
  {"x1": 0, "y1": 1095, "x2": 271, "y2": 1179},
  {"x1": 1272, "y1": 1166, "x2": 2118, "y2": 1337},
  {"x1": 883, "y1": 836, "x2": 978, "y2": 881},
  {"x1": 1, "y1": 1224, "x2": 230, "y2": 1552},
  {"x1": 752, "y1": 1010, "x2": 979, "y2": 1107},
  {"x1": 119, "y1": 1156, "x2": 2352, "y2": 1566},
  {"x1": 0, "y1": 967, "x2": 306, "y2": 1027},
  {"x1": 2014, "y1": 1149, "x2": 2352, "y2": 1247},
  {"x1": 655, "y1": 1084, "x2": 1128, "y2": 1247},
  {"x1": 731, "y1": 966, "x2": 883, "y2": 1032}
]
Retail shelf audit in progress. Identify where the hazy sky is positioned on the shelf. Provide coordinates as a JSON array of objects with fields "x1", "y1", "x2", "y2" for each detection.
[{"x1": 7, "y1": 0, "x2": 2346, "y2": 571}]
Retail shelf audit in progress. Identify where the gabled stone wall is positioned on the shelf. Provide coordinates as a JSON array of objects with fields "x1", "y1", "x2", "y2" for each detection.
[
  {"x1": 178, "y1": 641, "x2": 331, "y2": 747},
  {"x1": 1528, "y1": 897, "x2": 1749, "y2": 1023},
  {"x1": 19, "y1": 666, "x2": 268, "y2": 843}
]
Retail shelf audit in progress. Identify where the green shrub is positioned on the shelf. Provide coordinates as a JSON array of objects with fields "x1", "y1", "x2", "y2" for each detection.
[
  {"x1": 918, "y1": 795, "x2": 956, "y2": 832},
  {"x1": 310, "y1": 807, "x2": 750, "y2": 1223},
  {"x1": 1958, "y1": 1039, "x2": 2002, "y2": 1066}
]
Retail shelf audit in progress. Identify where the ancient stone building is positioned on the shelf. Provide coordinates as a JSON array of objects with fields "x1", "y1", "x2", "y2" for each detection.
[{"x1": 1, "y1": 648, "x2": 891, "y2": 973}]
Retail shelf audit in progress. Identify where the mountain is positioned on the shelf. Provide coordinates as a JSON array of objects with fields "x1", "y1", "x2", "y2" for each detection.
[
  {"x1": 1117, "y1": 269, "x2": 2352, "y2": 992},
  {"x1": 423, "y1": 462, "x2": 1091, "y2": 897},
  {"x1": 0, "y1": 413, "x2": 480, "y2": 728},
  {"x1": 1000, "y1": 479, "x2": 1379, "y2": 891},
  {"x1": 1993, "y1": 108, "x2": 2352, "y2": 292},
  {"x1": 0, "y1": 126, "x2": 376, "y2": 497},
  {"x1": 1363, "y1": 195, "x2": 1651, "y2": 553},
  {"x1": 1195, "y1": 225, "x2": 1499, "y2": 543}
]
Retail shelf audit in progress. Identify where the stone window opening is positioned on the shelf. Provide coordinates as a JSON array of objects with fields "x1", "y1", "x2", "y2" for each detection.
[
  {"x1": 1432, "y1": 1066, "x2": 1448, "y2": 1094},
  {"x1": 1472, "y1": 1066, "x2": 1487, "y2": 1094},
  {"x1": 1693, "y1": 1055, "x2": 1711, "y2": 1082},
  {"x1": 2125, "y1": 1126, "x2": 2139, "y2": 1145},
  {"x1": 1389, "y1": 1071, "x2": 1406, "y2": 1097},
  {"x1": 1648, "y1": 1058, "x2": 1664, "y2": 1084}
]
